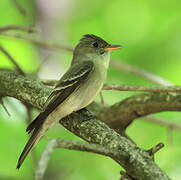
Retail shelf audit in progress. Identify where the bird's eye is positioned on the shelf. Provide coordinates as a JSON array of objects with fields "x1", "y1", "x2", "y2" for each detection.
[{"x1": 92, "y1": 42, "x2": 99, "y2": 48}]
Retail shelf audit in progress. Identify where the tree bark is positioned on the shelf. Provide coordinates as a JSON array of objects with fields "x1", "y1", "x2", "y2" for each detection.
[{"x1": 0, "y1": 70, "x2": 172, "y2": 180}]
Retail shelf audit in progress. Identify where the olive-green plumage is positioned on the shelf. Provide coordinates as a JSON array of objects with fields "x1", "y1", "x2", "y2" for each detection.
[{"x1": 16, "y1": 34, "x2": 120, "y2": 169}]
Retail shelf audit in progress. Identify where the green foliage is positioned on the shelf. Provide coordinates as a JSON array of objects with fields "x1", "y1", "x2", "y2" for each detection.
[{"x1": 0, "y1": 0, "x2": 181, "y2": 179}]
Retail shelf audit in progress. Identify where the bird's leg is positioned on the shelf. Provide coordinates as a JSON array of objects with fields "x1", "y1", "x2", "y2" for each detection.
[{"x1": 99, "y1": 91, "x2": 105, "y2": 107}]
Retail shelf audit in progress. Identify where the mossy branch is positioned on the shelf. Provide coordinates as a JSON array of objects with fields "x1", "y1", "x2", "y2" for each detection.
[{"x1": 0, "y1": 70, "x2": 172, "y2": 180}]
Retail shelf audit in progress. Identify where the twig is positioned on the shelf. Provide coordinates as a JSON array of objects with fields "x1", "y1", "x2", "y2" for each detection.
[
  {"x1": 1, "y1": 33, "x2": 73, "y2": 52},
  {"x1": 99, "y1": 92, "x2": 105, "y2": 106},
  {"x1": 10, "y1": 0, "x2": 27, "y2": 16},
  {"x1": 35, "y1": 139, "x2": 57, "y2": 180},
  {"x1": 0, "y1": 45, "x2": 24, "y2": 75},
  {"x1": 41, "y1": 79, "x2": 181, "y2": 93},
  {"x1": 0, "y1": 25, "x2": 37, "y2": 33},
  {"x1": 35, "y1": 138, "x2": 116, "y2": 180},
  {"x1": 147, "y1": 143, "x2": 164, "y2": 156},
  {"x1": 42, "y1": 78, "x2": 178, "y2": 93},
  {"x1": 143, "y1": 116, "x2": 181, "y2": 131},
  {"x1": 110, "y1": 60, "x2": 172, "y2": 86},
  {"x1": 54, "y1": 139, "x2": 116, "y2": 156},
  {"x1": 103, "y1": 84, "x2": 181, "y2": 92},
  {"x1": 0, "y1": 97, "x2": 11, "y2": 116}
]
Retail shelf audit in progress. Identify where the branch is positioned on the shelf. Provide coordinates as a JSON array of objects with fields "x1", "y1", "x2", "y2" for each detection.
[
  {"x1": 61, "y1": 109, "x2": 170, "y2": 180},
  {"x1": 0, "y1": 25, "x2": 37, "y2": 33},
  {"x1": 35, "y1": 139, "x2": 56, "y2": 180},
  {"x1": 41, "y1": 79, "x2": 181, "y2": 93},
  {"x1": 147, "y1": 143, "x2": 164, "y2": 156},
  {"x1": 103, "y1": 84, "x2": 181, "y2": 92},
  {"x1": 143, "y1": 116, "x2": 181, "y2": 131},
  {"x1": 120, "y1": 171, "x2": 136, "y2": 180},
  {"x1": 1, "y1": 70, "x2": 181, "y2": 133},
  {"x1": 0, "y1": 97, "x2": 11, "y2": 116},
  {"x1": 1, "y1": 33, "x2": 73, "y2": 52},
  {"x1": 98, "y1": 92, "x2": 181, "y2": 132},
  {"x1": 110, "y1": 60, "x2": 172, "y2": 86},
  {"x1": 10, "y1": 0, "x2": 27, "y2": 16},
  {"x1": 0, "y1": 70, "x2": 51, "y2": 108},
  {"x1": 0, "y1": 45, "x2": 25, "y2": 75},
  {"x1": 0, "y1": 70, "x2": 170, "y2": 180},
  {"x1": 36, "y1": 138, "x2": 118, "y2": 180}
]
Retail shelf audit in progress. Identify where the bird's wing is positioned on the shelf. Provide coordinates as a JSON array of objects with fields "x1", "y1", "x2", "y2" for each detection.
[
  {"x1": 26, "y1": 60, "x2": 94, "y2": 133},
  {"x1": 44, "y1": 60, "x2": 94, "y2": 110},
  {"x1": 16, "y1": 61, "x2": 94, "y2": 169}
]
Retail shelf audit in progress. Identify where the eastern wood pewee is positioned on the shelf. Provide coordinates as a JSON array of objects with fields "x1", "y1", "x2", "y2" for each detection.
[{"x1": 16, "y1": 34, "x2": 121, "y2": 169}]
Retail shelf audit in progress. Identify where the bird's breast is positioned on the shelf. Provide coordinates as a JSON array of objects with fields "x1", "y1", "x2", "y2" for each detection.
[
  {"x1": 45, "y1": 66, "x2": 107, "y2": 126},
  {"x1": 73, "y1": 66, "x2": 107, "y2": 110}
]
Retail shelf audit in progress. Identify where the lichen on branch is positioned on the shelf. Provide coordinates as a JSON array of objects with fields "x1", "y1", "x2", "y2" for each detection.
[{"x1": 0, "y1": 70, "x2": 171, "y2": 180}]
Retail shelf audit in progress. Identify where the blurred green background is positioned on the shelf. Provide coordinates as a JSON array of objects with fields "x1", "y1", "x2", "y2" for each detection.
[{"x1": 0, "y1": 0, "x2": 181, "y2": 179}]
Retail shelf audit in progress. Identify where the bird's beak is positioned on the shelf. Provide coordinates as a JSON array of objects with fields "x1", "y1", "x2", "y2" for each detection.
[{"x1": 105, "y1": 44, "x2": 122, "y2": 51}]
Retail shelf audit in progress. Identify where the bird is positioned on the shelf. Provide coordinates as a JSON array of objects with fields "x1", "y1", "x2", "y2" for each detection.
[{"x1": 16, "y1": 34, "x2": 121, "y2": 169}]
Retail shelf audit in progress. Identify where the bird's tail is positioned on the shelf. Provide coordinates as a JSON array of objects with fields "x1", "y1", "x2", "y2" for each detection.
[{"x1": 16, "y1": 127, "x2": 43, "y2": 169}]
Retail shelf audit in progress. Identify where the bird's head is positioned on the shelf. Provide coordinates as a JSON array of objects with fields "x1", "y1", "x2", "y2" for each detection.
[{"x1": 73, "y1": 34, "x2": 121, "y2": 61}]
